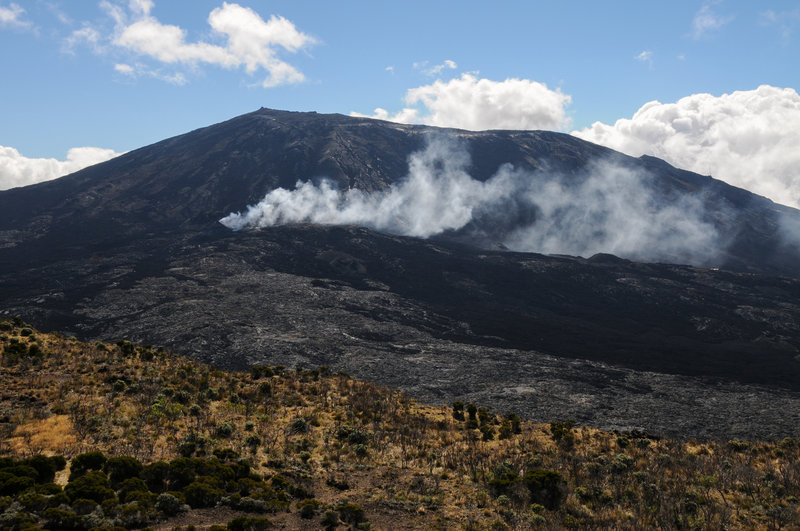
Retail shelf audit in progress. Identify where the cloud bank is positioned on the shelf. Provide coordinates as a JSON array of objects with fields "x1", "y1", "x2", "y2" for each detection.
[
  {"x1": 573, "y1": 85, "x2": 800, "y2": 208},
  {"x1": 352, "y1": 73, "x2": 571, "y2": 131},
  {"x1": 0, "y1": 145, "x2": 122, "y2": 190},
  {"x1": 69, "y1": 1, "x2": 314, "y2": 87},
  {"x1": 221, "y1": 137, "x2": 719, "y2": 265}
]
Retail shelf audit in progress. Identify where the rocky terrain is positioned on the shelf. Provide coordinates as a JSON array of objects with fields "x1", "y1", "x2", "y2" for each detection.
[{"x1": 2, "y1": 109, "x2": 800, "y2": 440}]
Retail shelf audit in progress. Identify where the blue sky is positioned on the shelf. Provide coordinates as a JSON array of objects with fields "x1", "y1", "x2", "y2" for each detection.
[{"x1": 1, "y1": 0, "x2": 800, "y2": 206}]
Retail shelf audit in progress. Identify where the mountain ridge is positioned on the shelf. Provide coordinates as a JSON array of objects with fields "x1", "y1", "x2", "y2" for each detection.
[{"x1": 2, "y1": 108, "x2": 800, "y2": 439}]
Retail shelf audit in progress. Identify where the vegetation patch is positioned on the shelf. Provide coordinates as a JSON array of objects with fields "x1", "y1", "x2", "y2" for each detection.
[{"x1": 0, "y1": 319, "x2": 798, "y2": 529}]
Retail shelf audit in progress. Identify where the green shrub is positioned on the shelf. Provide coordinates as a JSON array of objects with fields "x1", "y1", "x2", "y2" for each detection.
[
  {"x1": 452, "y1": 401, "x2": 465, "y2": 421},
  {"x1": 480, "y1": 424, "x2": 495, "y2": 441},
  {"x1": 43, "y1": 507, "x2": 81, "y2": 529},
  {"x1": 227, "y1": 515, "x2": 273, "y2": 530},
  {"x1": 17, "y1": 490, "x2": 47, "y2": 512},
  {"x1": 112, "y1": 380, "x2": 127, "y2": 394},
  {"x1": 122, "y1": 489, "x2": 155, "y2": 506},
  {"x1": 251, "y1": 365, "x2": 275, "y2": 379},
  {"x1": 321, "y1": 509, "x2": 340, "y2": 529},
  {"x1": 64, "y1": 470, "x2": 115, "y2": 504},
  {"x1": 213, "y1": 448, "x2": 240, "y2": 461},
  {"x1": 2, "y1": 340, "x2": 29, "y2": 361},
  {"x1": 183, "y1": 479, "x2": 225, "y2": 508},
  {"x1": 155, "y1": 492, "x2": 187, "y2": 516},
  {"x1": 549, "y1": 421, "x2": 575, "y2": 448},
  {"x1": 335, "y1": 426, "x2": 370, "y2": 445},
  {"x1": 71, "y1": 497, "x2": 98, "y2": 515},
  {"x1": 216, "y1": 422, "x2": 235, "y2": 438},
  {"x1": 116, "y1": 477, "x2": 149, "y2": 501},
  {"x1": 142, "y1": 461, "x2": 170, "y2": 493},
  {"x1": 225, "y1": 494, "x2": 271, "y2": 513},
  {"x1": 522, "y1": 469, "x2": 565, "y2": 510},
  {"x1": 3, "y1": 464, "x2": 39, "y2": 480},
  {"x1": 179, "y1": 441, "x2": 197, "y2": 457},
  {"x1": 35, "y1": 482, "x2": 62, "y2": 495},
  {"x1": 290, "y1": 417, "x2": 309, "y2": 435},
  {"x1": 104, "y1": 456, "x2": 143, "y2": 487},
  {"x1": 488, "y1": 462, "x2": 519, "y2": 496},
  {"x1": 47, "y1": 491, "x2": 70, "y2": 508},
  {"x1": 69, "y1": 451, "x2": 107, "y2": 480},
  {"x1": 23, "y1": 455, "x2": 66, "y2": 484},
  {"x1": 728, "y1": 439, "x2": 751, "y2": 452},
  {"x1": 297, "y1": 498, "x2": 322, "y2": 519},
  {"x1": 336, "y1": 503, "x2": 366, "y2": 525},
  {"x1": 167, "y1": 458, "x2": 197, "y2": 490},
  {"x1": 0, "y1": 475, "x2": 35, "y2": 496}
]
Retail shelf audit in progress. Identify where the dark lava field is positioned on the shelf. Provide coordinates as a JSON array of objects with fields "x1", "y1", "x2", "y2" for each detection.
[{"x1": 2, "y1": 109, "x2": 800, "y2": 439}]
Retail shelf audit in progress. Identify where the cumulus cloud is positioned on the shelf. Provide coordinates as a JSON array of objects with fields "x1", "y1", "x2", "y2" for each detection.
[
  {"x1": 79, "y1": 1, "x2": 314, "y2": 87},
  {"x1": 0, "y1": 145, "x2": 123, "y2": 190},
  {"x1": 220, "y1": 137, "x2": 720, "y2": 265},
  {"x1": 692, "y1": 2, "x2": 733, "y2": 39},
  {"x1": 572, "y1": 85, "x2": 800, "y2": 208},
  {"x1": 0, "y1": 2, "x2": 31, "y2": 29},
  {"x1": 352, "y1": 73, "x2": 571, "y2": 131}
]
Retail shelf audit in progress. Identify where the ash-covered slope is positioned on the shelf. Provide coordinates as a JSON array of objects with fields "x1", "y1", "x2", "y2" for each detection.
[
  {"x1": 2, "y1": 107, "x2": 799, "y2": 276},
  {"x1": 2, "y1": 108, "x2": 800, "y2": 438}
]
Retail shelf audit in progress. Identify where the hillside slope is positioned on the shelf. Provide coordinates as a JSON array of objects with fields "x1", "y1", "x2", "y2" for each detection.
[
  {"x1": 2, "y1": 109, "x2": 800, "y2": 440},
  {"x1": 1, "y1": 322, "x2": 798, "y2": 530}
]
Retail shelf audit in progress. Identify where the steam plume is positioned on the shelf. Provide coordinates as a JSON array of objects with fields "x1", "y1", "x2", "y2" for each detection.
[{"x1": 220, "y1": 137, "x2": 720, "y2": 265}]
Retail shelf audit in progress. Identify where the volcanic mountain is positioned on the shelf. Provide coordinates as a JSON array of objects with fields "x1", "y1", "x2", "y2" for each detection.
[{"x1": 2, "y1": 108, "x2": 800, "y2": 439}]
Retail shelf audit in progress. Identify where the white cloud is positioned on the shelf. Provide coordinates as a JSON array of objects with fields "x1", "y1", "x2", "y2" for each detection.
[
  {"x1": 692, "y1": 2, "x2": 733, "y2": 39},
  {"x1": 113, "y1": 62, "x2": 186, "y2": 84},
  {"x1": 635, "y1": 50, "x2": 653, "y2": 68},
  {"x1": 128, "y1": 0, "x2": 153, "y2": 16},
  {"x1": 0, "y1": 145, "x2": 123, "y2": 190},
  {"x1": 352, "y1": 73, "x2": 571, "y2": 131},
  {"x1": 64, "y1": 25, "x2": 104, "y2": 54},
  {"x1": 572, "y1": 85, "x2": 800, "y2": 208},
  {"x1": 0, "y1": 2, "x2": 31, "y2": 29},
  {"x1": 114, "y1": 62, "x2": 134, "y2": 74},
  {"x1": 760, "y1": 8, "x2": 800, "y2": 44},
  {"x1": 414, "y1": 59, "x2": 457, "y2": 76},
  {"x1": 82, "y1": 1, "x2": 314, "y2": 87}
]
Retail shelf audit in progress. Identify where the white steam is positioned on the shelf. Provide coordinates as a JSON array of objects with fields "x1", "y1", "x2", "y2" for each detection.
[
  {"x1": 221, "y1": 138, "x2": 720, "y2": 265},
  {"x1": 221, "y1": 139, "x2": 485, "y2": 238}
]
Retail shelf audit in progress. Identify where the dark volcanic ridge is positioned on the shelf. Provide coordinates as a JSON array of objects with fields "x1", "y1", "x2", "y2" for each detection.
[{"x1": 2, "y1": 108, "x2": 800, "y2": 440}]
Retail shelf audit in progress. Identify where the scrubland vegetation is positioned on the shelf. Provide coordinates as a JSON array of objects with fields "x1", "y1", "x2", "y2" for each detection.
[{"x1": 1, "y1": 317, "x2": 799, "y2": 529}]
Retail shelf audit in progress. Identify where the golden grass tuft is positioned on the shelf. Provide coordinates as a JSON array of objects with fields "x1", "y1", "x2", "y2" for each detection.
[{"x1": 8, "y1": 414, "x2": 78, "y2": 456}]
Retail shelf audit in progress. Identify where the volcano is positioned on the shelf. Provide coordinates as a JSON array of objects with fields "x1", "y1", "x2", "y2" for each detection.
[{"x1": 2, "y1": 108, "x2": 800, "y2": 439}]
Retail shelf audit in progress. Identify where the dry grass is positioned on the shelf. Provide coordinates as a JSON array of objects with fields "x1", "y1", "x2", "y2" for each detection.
[
  {"x1": 7, "y1": 414, "x2": 77, "y2": 456},
  {"x1": 1, "y1": 319, "x2": 799, "y2": 530}
]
